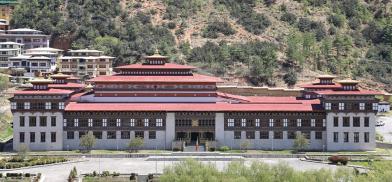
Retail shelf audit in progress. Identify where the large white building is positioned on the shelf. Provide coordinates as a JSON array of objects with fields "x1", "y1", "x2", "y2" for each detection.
[
  {"x1": 10, "y1": 54, "x2": 381, "y2": 151},
  {"x1": 0, "y1": 28, "x2": 50, "y2": 50},
  {"x1": 0, "y1": 41, "x2": 22, "y2": 67}
]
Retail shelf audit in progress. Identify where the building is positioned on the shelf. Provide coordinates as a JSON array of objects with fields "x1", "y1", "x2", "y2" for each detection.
[
  {"x1": 0, "y1": 19, "x2": 9, "y2": 30},
  {"x1": 0, "y1": 28, "x2": 50, "y2": 50},
  {"x1": 0, "y1": 41, "x2": 22, "y2": 67},
  {"x1": 59, "y1": 49, "x2": 114, "y2": 78},
  {"x1": 378, "y1": 101, "x2": 390, "y2": 113},
  {"x1": 25, "y1": 47, "x2": 63, "y2": 71},
  {"x1": 10, "y1": 53, "x2": 380, "y2": 151},
  {"x1": 0, "y1": 0, "x2": 18, "y2": 21}
]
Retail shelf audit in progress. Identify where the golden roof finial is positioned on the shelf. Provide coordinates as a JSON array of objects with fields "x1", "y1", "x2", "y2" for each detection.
[{"x1": 154, "y1": 48, "x2": 160, "y2": 55}]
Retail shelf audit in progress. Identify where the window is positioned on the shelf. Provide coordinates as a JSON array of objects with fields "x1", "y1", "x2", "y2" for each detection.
[
  {"x1": 241, "y1": 119, "x2": 246, "y2": 127},
  {"x1": 74, "y1": 119, "x2": 79, "y2": 127},
  {"x1": 354, "y1": 132, "x2": 359, "y2": 143},
  {"x1": 372, "y1": 103, "x2": 378, "y2": 111},
  {"x1": 255, "y1": 119, "x2": 260, "y2": 127},
  {"x1": 135, "y1": 131, "x2": 144, "y2": 139},
  {"x1": 227, "y1": 119, "x2": 234, "y2": 127},
  {"x1": 283, "y1": 119, "x2": 288, "y2": 127},
  {"x1": 289, "y1": 119, "x2": 296, "y2": 127},
  {"x1": 144, "y1": 119, "x2": 149, "y2": 127},
  {"x1": 333, "y1": 132, "x2": 339, "y2": 143},
  {"x1": 323, "y1": 119, "x2": 326, "y2": 127},
  {"x1": 30, "y1": 132, "x2": 35, "y2": 143},
  {"x1": 343, "y1": 117, "x2": 350, "y2": 127},
  {"x1": 269, "y1": 119, "x2": 274, "y2": 127},
  {"x1": 116, "y1": 119, "x2": 121, "y2": 127},
  {"x1": 121, "y1": 131, "x2": 130, "y2": 139},
  {"x1": 130, "y1": 119, "x2": 135, "y2": 127},
  {"x1": 67, "y1": 131, "x2": 74, "y2": 139},
  {"x1": 79, "y1": 131, "x2": 86, "y2": 138},
  {"x1": 311, "y1": 119, "x2": 315, "y2": 127},
  {"x1": 17, "y1": 103, "x2": 24, "y2": 109},
  {"x1": 103, "y1": 119, "x2": 107, "y2": 127},
  {"x1": 259, "y1": 131, "x2": 269, "y2": 139},
  {"x1": 297, "y1": 119, "x2": 301, "y2": 127},
  {"x1": 359, "y1": 103, "x2": 365, "y2": 110},
  {"x1": 39, "y1": 116, "x2": 47, "y2": 127},
  {"x1": 315, "y1": 132, "x2": 322, "y2": 139},
  {"x1": 19, "y1": 116, "x2": 25, "y2": 127},
  {"x1": 51, "y1": 132, "x2": 56, "y2": 142},
  {"x1": 149, "y1": 131, "x2": 156, "y2": 139},
  {"x1": 274, "y1": 131, "x2": 283, "y2": 139},
  {"x1": 29, "y1": 116, "x2": 36, "y2": 127},
  {"x1": 59, "y1": 102, "x2": 65, "y2": 109},
  {"x1": 364, "y1": 117, "x2": 369, "y2": 127},
  {"x1": 24, "y1": 102, "x2": 30, "y2": 109},
  {"x1": 339, "y1": 103, "x2": 345, "y2": 110},
  {"x1": 364, "y1": 132, "x2": 369, "y2": 143},
  {"x1": 88, "y1": 119, "x2": 93, "y2": 127},
  {"x1": 93, "y1": 131, "x2": 102, "y2": 139},
  {"x1": 51, "y1": 116, "x2": 56, "y2": 127},
  {"x1": 40, "y1": 132, "x2": 46, "y2": 142},
  {"x1": 45, "y1": 102, "x2": 51, "y2": 109},
  {"x1": 246, "y1": 131, "x2": 255, "y2": 139},
  {"x1": 234, "y1": 131, "x2": 241, "y2": 139},
  {"x1": 353, "y1": 117, "x2": 360, "y2": 127},
  {"x1": 344, "y1": 132, "x2": 349, "y2": 143},
  {"x1": 108, "y1": 119, "x2": 116, "y2": 127},
  {"x1": 52, "y1": 103, "x2": 58, "y2": 109},
  {"x1": 107, "y1": 131, "x2": 116, "y2": 139},
  {"x1": 325, "y1": 103, "x2": 331, "y2": 110},
  {"x1": 20, "y1": 132, "x2": 25, "y2": 143},
  {"x1": 11, "y1": 102, "x2": 16, "y2": 109},
  {"x1": 288, "y1": 131, "x2": 296, "y2": 139},
  {"x1": 156, "y1": 119, "x2": 163, "y2": 127},
  {"x1": 334, "y1": 117, "x2": 339, "y2": 127}
]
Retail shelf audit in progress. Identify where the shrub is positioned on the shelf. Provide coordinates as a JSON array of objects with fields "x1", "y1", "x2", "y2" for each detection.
[
  {"x1": 202, "y1": 21, "x2": 236, "y2": 38},
  {"x1": 0, "y1": 173, "x2": 2, "y2": 178},
  {"x1": 348, "y1": 17, "x2": 361, "y2": 30},
  {"x1": 130, "y1": 173, "x2": 137, "y2": 180},
  {"x1": 102, "y1": 171, "x2": 110, "y2": 177},
  {"x1": 24, "y1": 173, "x2": 30, "y2": 177},
  {"x1": 167, "y1": 22, "x2": 176, "y2": 29},
  {"x1": 219, "y1": 146, "x2": 230, "y2": 152},
  {"x1": 281, "y1": 12, "x2": 297, "y2": 25},
  {"x1": 264, "y1": 0, "x2": 277, "y2": 6},
  {"x1": 328, "y1": 14, "x2": 345, "y2": 28},
  {"x1": 112, "y1": 172, "x2": 120, "y2": 176}
]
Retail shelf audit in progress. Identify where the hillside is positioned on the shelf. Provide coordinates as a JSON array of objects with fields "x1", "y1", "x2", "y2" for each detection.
[{"x1": 9, "y1": 0, "x2": 392, "y2": 92}]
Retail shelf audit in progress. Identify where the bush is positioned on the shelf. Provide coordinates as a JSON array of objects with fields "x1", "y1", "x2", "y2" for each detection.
[
  {"x1": 219, "y1": 146, "x2": 230, "y2": 152},
  {"x1": 202, "y1": 21, "x2": 236, "y2": 38},
  {"x1": 102, "y1": 171, "x2": 110, "y2": 177},
  {"x1": 167, "y1": 22, "x2": 176, "y2": 29},
  {"x1": 328, "y1": 14, "x2": 345, "y2": 28},
  {"x1": 328, "y1": 155, "x2": 349, "y2": 165},
  {"x1": 264, "y1": 0, "x2": 277, "y2": 6},
  {"x1": 348, "y1": 17, "x2": 361, "y2": 30},
  {"x1": 281, "y1": 12, "x2": 297, "y2": 25}
]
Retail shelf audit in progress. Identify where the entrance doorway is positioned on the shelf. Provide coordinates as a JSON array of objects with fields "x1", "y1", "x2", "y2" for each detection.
[{"x1": 190, "y1": 132, "x2": 199, "y2": 142}]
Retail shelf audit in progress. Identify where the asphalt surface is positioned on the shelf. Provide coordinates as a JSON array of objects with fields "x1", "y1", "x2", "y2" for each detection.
[{"x1": 376, "y1": 115, "x2": 392, "y2": 143}]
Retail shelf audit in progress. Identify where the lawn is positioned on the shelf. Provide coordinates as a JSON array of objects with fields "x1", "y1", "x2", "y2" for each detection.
[
  {"x1": 27, "y1": 149, "x2": 171, "y2": 155},
  {"x1": 83, "y1": 176, "x2": 131, "y2": 182}
]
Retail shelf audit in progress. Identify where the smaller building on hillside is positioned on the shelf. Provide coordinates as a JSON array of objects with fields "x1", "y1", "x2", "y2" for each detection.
[
  {"x1": 0, "y1": 28, "x2": 50, "y2": 50},
  {"x1": 59, "y1": 49, "x2": 114, "y2": 78},
  {"x1": 26, "y1": 47, "x2": 63, "y2": 71},
  {"x1": 378, "y1": 101, "x2": 390, "y2": 113},
  {"x1": 0, "y1": 0, "x2": 18, "y2": 21},
  {"x1": 0, "y1": 41, "x2": 22, "y2": 67}
]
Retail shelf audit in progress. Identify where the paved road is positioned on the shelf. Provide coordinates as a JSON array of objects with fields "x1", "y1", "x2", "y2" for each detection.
[
  {"x1": 376, "y1": 115, "x2": 392, "y2": 143},
  {"x1": 3, "y1": 157, "x2": 346, "y2": 182}
]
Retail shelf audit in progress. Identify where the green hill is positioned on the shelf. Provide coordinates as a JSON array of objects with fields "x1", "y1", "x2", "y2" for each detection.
[{"x1": 9, "y1": 0, "x2": 392, "y2": 91}]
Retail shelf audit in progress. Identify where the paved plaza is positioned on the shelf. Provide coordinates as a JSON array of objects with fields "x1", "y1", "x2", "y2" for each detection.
[
  {"x1": 3, "y1": 157, "x2": 347, "y2": 182},
  {"x1": 376, "y1": 115, "x2": 392, "y2": 143}
]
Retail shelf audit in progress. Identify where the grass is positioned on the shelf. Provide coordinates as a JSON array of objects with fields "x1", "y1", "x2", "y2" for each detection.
[
  {"x1": 83, "y1": 176, "x2": 130, "y2": 182},
  {"x1": 0, "y1": 92, "x2": 13, "y2": 142},
  {"x1": 220, "y1": 149, "x2": 293, "y2": 154},
  {"x1": 26, "y1": 149, "x2": 171, "y2": 155}
]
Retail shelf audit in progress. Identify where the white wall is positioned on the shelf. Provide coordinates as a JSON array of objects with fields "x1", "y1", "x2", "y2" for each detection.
[
  {"x1": 13, "y1": 112, "x2": 63, "y2": 151},
  {"x1": 326, "y1": 112, "x2": 376, "y2": 151}
]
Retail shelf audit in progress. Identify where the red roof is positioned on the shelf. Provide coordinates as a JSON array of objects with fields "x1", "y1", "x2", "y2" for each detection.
[
  {"x1": 89, "y1": 73, "x2": 223, "y2": 83},
  {"x1": 314, "y1": 90, "x2": 381, "y2": 95},
  {"x1": 115, "y1": 63, "x2": 196, "y2": 70},
  {"x1": 48, "y1": 83, "x2": 85, "y2": 89},
  {"x1": 13, "y1": 88, "x2": 74, "y2": 95},
  {"x1": 300, "y1": 83, "x2": 342, "y2": 89},
  {"x1": 65, "y1": 102, "x2": 319, "y2": 112}
]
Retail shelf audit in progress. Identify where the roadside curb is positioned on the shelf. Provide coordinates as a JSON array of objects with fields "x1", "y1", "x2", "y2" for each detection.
[{"x1": 0, "y1": 159, "x2": 88, "y2": 171}]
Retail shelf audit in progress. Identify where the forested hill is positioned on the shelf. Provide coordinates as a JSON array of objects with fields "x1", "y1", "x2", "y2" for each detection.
[{"x1": 10, "y1": 0, "x2": 392, "y2": 91}]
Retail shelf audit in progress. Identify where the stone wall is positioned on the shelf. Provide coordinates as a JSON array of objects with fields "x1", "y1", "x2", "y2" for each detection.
[{"x1": 217, "y1": 86, "x2": 303, "y2": 97}]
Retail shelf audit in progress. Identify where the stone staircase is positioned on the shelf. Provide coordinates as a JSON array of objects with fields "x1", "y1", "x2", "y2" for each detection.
[{"x1": 183, "y1": 145, "x2": 205, "y2": 152}]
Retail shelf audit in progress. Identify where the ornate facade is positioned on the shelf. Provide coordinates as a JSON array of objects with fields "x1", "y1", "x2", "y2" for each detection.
[{"x1": 10, "y1": 54, "x2": 380, "y2": 151}]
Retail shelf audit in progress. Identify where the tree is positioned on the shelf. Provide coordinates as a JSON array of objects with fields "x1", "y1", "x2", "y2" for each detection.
[
  {"x1": 79, "y1": 131, "x2": 96, "y2": 152},
  {"x1": 68, "y1": 166, "x2": 77, "y2": 182},
  {"x1": 240, "y1": 140, "x2": 251, "y2": 152},
  {"x1": 293, "y1": 133, "x2": 309, "y2": 152},
  {"x1": 283, "y1": 69, "x2": 297, "y2": 86},
  {"x1": 128, "y1": 137, "x2": 144, "y2": 153},
  {"x1": 0, "y1": 75, "x2": 9, "y2": 92},
  {"x1": 17, "y1": 144, "x2": 29, "y2": 160}
]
